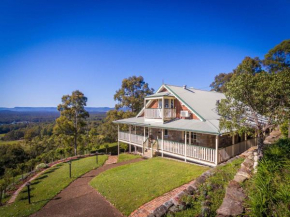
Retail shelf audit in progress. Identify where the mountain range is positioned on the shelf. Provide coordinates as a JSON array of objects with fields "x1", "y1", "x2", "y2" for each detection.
[{"x1": 0, "y1": 107, "x2": 114, "y2": 113}]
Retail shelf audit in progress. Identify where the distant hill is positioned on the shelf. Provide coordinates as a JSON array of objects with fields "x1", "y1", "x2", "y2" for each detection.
[{"x1": 0, "y1": 107, "x2": 114, "y2": 113}]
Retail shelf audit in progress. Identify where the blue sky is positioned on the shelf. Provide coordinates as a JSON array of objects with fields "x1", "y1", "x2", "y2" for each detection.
[{"x1": 0, "y1": 0, "x2": 289, "y2": 107}]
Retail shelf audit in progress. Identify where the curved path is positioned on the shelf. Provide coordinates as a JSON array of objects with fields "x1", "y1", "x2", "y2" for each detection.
[{"x1": 31, "y1": 156, "x2": 144, "y2": 217}]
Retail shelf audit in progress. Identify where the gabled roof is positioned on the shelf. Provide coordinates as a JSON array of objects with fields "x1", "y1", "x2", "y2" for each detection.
[
  {"x1": 115, "y1": 84, "x2": 228, "y2": 135},
  {"x1": 164, "y1": 84, "x2": 226, "y2": 121}
]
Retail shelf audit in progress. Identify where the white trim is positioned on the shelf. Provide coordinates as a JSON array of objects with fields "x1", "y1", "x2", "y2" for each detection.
[
  {"x1": 119, "y1": 139, "x2": 143, "y2": 147},
  {"x1": 160, "y1": 150, "x2": 216, "y2": 167}
]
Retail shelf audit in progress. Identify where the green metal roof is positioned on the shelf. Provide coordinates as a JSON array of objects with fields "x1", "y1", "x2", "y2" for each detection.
[
  {"x1": 145, "y1": 91, "x2": 174, "y2": 98},
  {"x1": 113, "y1": 117, "x2": 227, "y2": 135}
]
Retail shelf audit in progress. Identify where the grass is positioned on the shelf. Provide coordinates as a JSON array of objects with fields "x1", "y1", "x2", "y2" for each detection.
[
  {"x1": 90, "y1": 157, "x2": 208, "y2": 216},
  {"x1": 244, "y1": 139, "x2": 290, "y2": 217},
  {"x1": 0, "y1": 134, "x2": 5, "y2": 138},
  {"x1": 117, "y1": 153, "x2": 141, "y2": 163},
  {"x1": 174, "y1": 157, "x2": 244, "y2": 217},
  {"x1": 0, "y1": 140, "x2": 22, "y2": 145},
  {"x1": 0, "y1": 155, "x2": 108, "y2": 217}
]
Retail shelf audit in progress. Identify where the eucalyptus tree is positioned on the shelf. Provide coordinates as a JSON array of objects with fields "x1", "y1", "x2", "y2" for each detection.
[
  {"x1": 114, "y1": 76, "x2": 154, "y2": 113},
  {"x1": 218, "y1": 64, "x2": 290, "y2": 157},
  {"x1": 54, "y1": 90, "x2": 89, "y2": 156},
  {"x1": 264, "y1": 39, "x2": 290, "y2": 73}
]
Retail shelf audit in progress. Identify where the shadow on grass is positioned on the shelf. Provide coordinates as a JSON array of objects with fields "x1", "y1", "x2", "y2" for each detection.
[
  {"x1": 34, "y1": 175, "x2": 48, "y2": 181},
  {"x1": 31, "y1": 196, "x2": 62, "y2": 204},
  {"x1": 42, "y1": 166, "x2": 61, "y2": 175}
]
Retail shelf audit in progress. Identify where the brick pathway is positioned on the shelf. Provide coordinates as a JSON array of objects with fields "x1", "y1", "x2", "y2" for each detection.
[
  {"x1": 32, "y1": 156, "x2": 143, "y2": 217},
  {"x1": 129, "y1": 179, "x2": 195, "y2": 217},
  {"x1": 105, "y1": 155, "x2": 118, "y2": 164}
]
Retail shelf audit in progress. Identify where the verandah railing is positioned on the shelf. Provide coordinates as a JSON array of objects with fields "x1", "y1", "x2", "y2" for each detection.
[
  {"x1": 144, "y1": 108, "x2": 176, "y2": 119},
  {"x1": 218, "y1": 138, "x2": 257, "y2": 163},
  {"x1": 118, "y1": 131, "x2": 147, "y2": 145},
  {"x1": 158, "y1": 139, "x2": 216, "y2": 163}
]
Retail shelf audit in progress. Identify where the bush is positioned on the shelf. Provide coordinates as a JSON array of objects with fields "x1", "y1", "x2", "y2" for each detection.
[
  {"x1": 91, "y1": 142, "x2": 128, "y2": 155},
  {"x1": 280, "y1": 122, "x2": 289, "y2": 138},
  {"x1": 35, "y1": 163, "x2": 48, "y2": 171},
  {"x1": 246, "y1": 139, "x2": 290, "y2": 217}
]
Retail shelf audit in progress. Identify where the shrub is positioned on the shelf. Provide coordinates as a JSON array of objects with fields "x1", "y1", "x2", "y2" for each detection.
[
  {"x1": 280, "y1": 122, "x2": 289, "y2": 138},
  {"x1": 246, "y1": 139, "x2": 290, "y2": 217},
  {"x1": 35, "y1": 163, "x2": 48, "y2": 171}
]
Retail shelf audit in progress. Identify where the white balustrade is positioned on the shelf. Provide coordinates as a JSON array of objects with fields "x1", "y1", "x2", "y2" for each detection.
[
  {"x1": 218, "y1": 138, "x2": 257, "y2": 163},
  {"x1": 144, "y1": 108, "x2": 176, "y2": 119},
  {"x1": 161, "y1": 139, "x2": 215, "y2": 163},
  {"x1": 119, "y1": 131, "x2": 147, "y2": 145}
]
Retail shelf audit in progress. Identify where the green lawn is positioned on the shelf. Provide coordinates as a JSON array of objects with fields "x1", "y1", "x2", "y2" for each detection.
[
  {"x1": 90, "y1": 157, "x2": 208, "y2": 216},
  {"x1": 117, "y1": 153, "x2": 142, "y2": 163},
  {"x1": 0, "y1": 134, "x2": 5, "y2": 138},
  {"x1": 0, "y1": 155, "x2": 108, "y2": 217},
  {"x1": 175, "y1": 157, "x2": 243, "y2": 217}
]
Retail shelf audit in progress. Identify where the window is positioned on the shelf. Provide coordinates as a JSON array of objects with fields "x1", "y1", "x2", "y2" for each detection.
[
  {"x1": 171, "y1": 99, "x2": 174, "y2": 108},
  {"x1": 165, "y1": 99, "x2": 169, "y2": 108},
  {"x1": 185, "y1": 132, "x2": 197, "y2": 144},
  {"x1": 192, "y1": 133, "x2": 197, "y2": 143},
  {"x1": 165, "y1": 129, "x2": 168, "y2": 136}
]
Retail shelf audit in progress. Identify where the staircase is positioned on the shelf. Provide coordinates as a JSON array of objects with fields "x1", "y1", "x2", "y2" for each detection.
[{"x1": 143, "y1": 149, "x2": 153, "y2": 159}]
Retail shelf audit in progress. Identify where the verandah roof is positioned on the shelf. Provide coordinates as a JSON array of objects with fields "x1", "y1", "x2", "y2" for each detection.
[{"x1": 113, "y1": 117, "x2": 228, "y2": 135}]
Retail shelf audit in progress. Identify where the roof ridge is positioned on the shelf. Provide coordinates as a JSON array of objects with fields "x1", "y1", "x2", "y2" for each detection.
[{"x1": 166, "y1": 84, "x2": 224, "y2": 95}]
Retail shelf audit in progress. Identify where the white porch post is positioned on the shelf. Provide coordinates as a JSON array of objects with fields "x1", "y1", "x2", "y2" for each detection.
[
  {"x1": 184, "y1": 131, "x2": 187, "y2": 162},
  {"x1": 118, "y1": 125, "x2": 120, "y2": 156},
  {"x1": 232, "y1": 134, "x2": 235, "y2": 145},
  {"x1": 215, "y1": 135, "x2": 219, "y2": 165},
  {"x1": 142, "y1": 138, "x2": 144, "y2": 155},
  {"x1": 162, "y1": 97, "x2": 165, "y2": 122},
  {"x1": 162, "y1": 129, "x2": 164, "y2": 157},
  {"x1": 129, "y1": 126, "x2": 131, "y2": 143}
]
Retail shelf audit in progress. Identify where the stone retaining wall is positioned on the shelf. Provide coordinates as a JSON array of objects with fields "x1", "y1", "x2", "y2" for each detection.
[
  {"x1": 216, "y1": 148, "x2": 257, "y2": 216},
  {"x1": 146, "y1": 157, "x2": 240, "y2": 217}
]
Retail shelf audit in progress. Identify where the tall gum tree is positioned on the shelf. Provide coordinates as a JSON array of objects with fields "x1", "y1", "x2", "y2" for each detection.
[
  {"x1": 98, "y1": 76, "x2": 154, "y2": 142},
  {"x1": 218, "y1": 60, "x2": 290, "y2": 157},
  {"x1": 53, "y1": 90, "x2": 89, "y2": 156},
  {"x1": 114, "y1": 76, "x2": 154, "y2": 113}
]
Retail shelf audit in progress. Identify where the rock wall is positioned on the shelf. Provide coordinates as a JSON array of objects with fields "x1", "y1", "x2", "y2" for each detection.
[{"x1": 216, "y1": 148, "x2": 256, "y2": 216}]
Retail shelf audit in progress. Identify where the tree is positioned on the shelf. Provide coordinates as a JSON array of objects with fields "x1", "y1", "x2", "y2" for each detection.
[
  {"x1": 114, "y1": 76, "x2": 154, "y2": 113},
  {"x1": 264, "y1": 39, "x2": 290, "y2": 73},
  {"x1": 97, "y1": 110, "x2": 133, "y2": 142},
  {"x1": 53, "y1": 90, "x2": 89, "y2": 156},
  {"x1": 0, "y1": 178, "x2": 9, "y2": 205},
  {"x1": 210, "y1": 72, "x2": 233, "y2": 92},
  {"x1": 218, "y1": 68, "x2": 290, "y2": 157},
  {"x1": 16, "y1": 163, "x2": 26, "y2": 180},
  {"x1": 98, "y1": 76, "x2": 154, "y2": 142}
]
